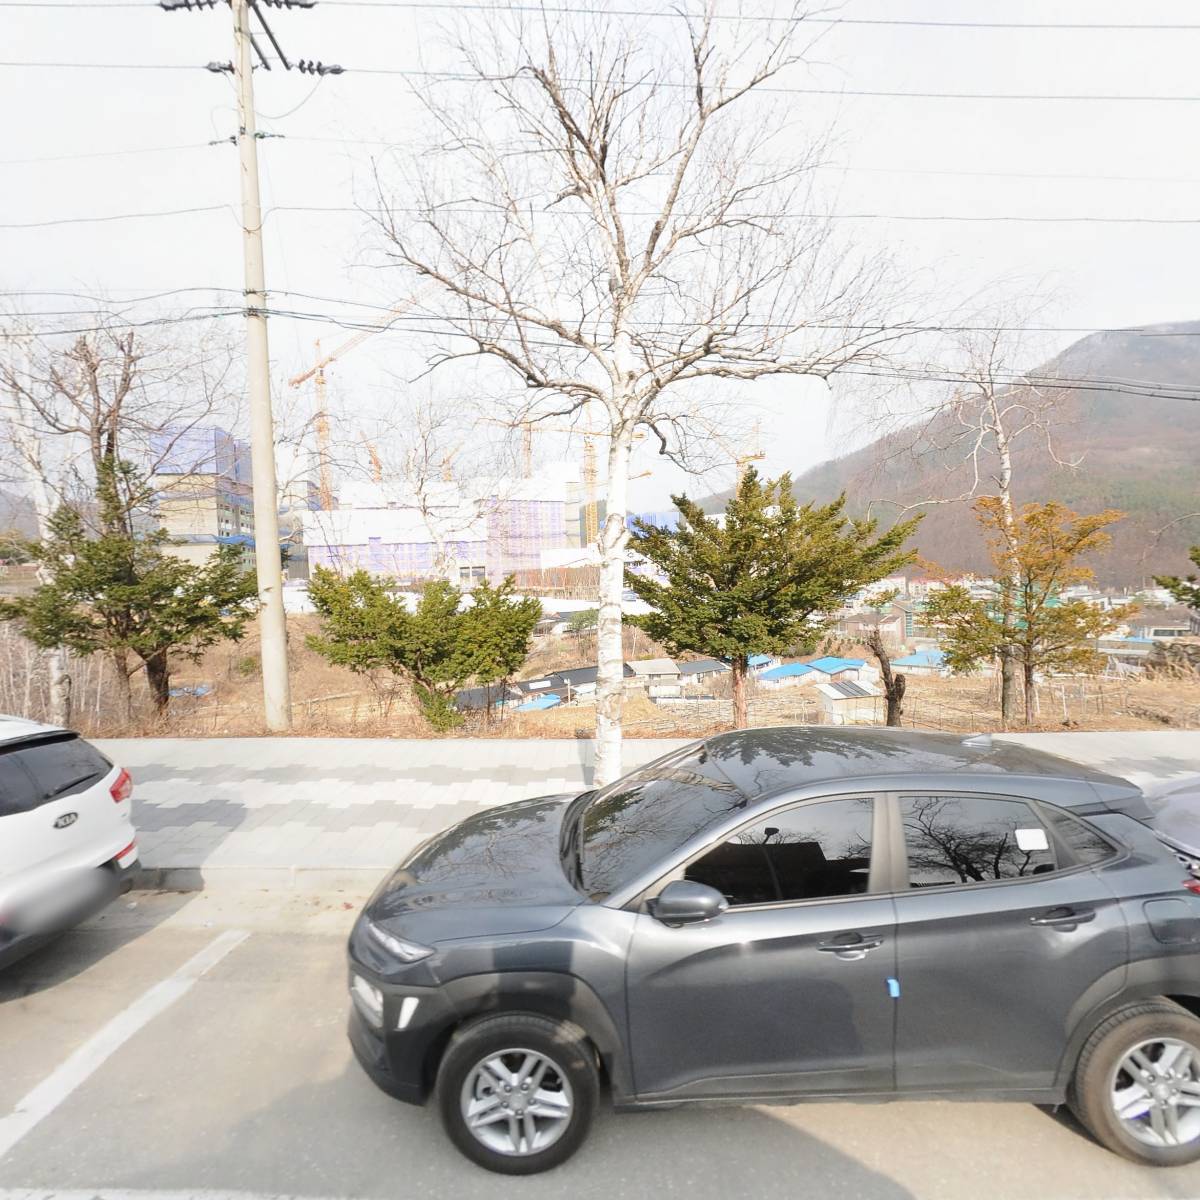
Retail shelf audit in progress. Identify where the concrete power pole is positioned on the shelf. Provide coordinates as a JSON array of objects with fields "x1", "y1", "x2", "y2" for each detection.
[
  {"x1": 231, "y1": 0, "x2": 290, "y2": 731},
  {"x1": 160, "y1": 0, "x2": 340, "y2": 731}
]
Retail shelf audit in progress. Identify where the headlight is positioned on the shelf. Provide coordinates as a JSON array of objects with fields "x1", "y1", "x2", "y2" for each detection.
[
  {"x1": 366, "y1": 918, "x2": 434, "y2": 963},
  {"x1": 350, "y1": 974, "x2": 384, "y2": 1028}
]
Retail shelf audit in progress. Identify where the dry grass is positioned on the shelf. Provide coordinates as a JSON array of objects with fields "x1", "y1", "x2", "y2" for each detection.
[{"x1": 5, "y1": 609, "x2": 1198, "y2": 739}]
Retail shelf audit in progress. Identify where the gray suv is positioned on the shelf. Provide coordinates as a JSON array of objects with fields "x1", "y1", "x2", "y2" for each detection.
[{"x1": 347, "y1": 728, "x2": 1200, "y2": 1174}]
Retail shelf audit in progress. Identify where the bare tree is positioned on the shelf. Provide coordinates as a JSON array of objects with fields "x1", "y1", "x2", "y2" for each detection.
[
  {"x1": 374, "y1": 5, "x2": 915, "y2": 782},
  {"x1": 864, "y1": 626, "x2": 905, "y2": 727},
  {"x1": 1, "y1": 314, "x2": 240, "y2": 719},
  {"x1": 865, "y1": 307, "x2": 1075, "y2": 726}
]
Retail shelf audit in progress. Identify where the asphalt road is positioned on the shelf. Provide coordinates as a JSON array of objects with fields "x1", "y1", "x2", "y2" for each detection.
[{"x1": 4, "y1": 890, "x2": 1200, "y2": 1200}]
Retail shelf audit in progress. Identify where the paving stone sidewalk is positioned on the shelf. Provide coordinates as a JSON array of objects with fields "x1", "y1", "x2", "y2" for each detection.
[{"x1": 95, "y1": 731, "x2": 1200, "y2": 887}]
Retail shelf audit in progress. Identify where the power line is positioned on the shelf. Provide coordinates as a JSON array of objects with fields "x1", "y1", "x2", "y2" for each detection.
[
  {"x1": 0, "y1": 205, "x2": 228, "y2": 229},
  {"x1": 6, "y1": 202, "x2": 1197, "y2": 229},
  {"x1": 6, "y1": 0, "x2": 1200, "y2": 28},
  {"x1": 318, "y1": 2, "x2": 1200, "y2": 32},
  {"x1": 4, "y1": 58, "x2": 1200, "y2": 103},
  {"x1": 0, "y1": 142, "x2": 215, "y2": 166}
]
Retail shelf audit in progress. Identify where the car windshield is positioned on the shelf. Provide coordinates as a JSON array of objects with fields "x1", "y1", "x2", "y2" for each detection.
[{"x1": 574, "y1": 746, "x2": 749, "y2": 899}]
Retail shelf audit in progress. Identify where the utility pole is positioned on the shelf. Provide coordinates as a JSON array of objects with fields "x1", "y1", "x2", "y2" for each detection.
[
  {"x1": 161, "y1": 0, "x2": 341, "y2": 731},
  {"x1": 232, "y1": 0, "x2": 290, "y2": 730}
]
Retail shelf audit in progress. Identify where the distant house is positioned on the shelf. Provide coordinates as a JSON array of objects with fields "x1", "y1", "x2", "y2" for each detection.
[
  {"x1": 515, "y1": 692, "x2": 563, "y2": 712},
  {"x1": 747, "y1": 653, "x2": 778, "y2": 673},
  {"x1": 816, "y1": 679, "x2": 881, "y2": 725},
  {"x1": 806, "y1": 656, "x2": 876, "y2": 684},
  {"x1": 513, "y1": 675, "x2": 558, "y2": 696},
  {"x1": 757, "y1": 662, "x2": 818, "y2": 689},
  {"x1": 678, "y1": 658, "x2": 730, "y2": 689},
  {"x1": 839, "y1": 609, "x2": 906, "y2": 649},
  {"x1": 624, "y1": 658, "x2": 682, "y2": 698},
  {"x1": 890, "y1": 649, "x2": 947, "y2": 676},
  {"x1": 548, "y1": 665, "x2": 600, "y2": 699}
]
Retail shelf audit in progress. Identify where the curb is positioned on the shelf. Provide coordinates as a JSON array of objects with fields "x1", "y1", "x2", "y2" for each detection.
[{"x1": 134, "y1": 864, "x2": 387, "y2": 894}]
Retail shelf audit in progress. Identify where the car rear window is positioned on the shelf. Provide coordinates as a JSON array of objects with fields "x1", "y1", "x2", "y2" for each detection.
[{"x1": 0, "y1": 735, "x2": 111, "y2": 816}]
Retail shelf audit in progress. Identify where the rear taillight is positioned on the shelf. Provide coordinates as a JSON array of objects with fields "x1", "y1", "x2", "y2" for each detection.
[
  {"x1": 1183, "y1": 879, "x2": 1200, "y2": 896},
  {"x1": 110, "y1": 768, "x2": 132, "y2": 803}
]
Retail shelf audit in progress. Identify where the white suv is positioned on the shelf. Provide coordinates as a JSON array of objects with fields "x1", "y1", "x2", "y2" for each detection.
[{"x1": 0, "y1": 716, "x2": 138, "y2": 969}]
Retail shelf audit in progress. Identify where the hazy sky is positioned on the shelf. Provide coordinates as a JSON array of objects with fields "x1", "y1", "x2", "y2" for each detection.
[{"x1": 3, "y1": 0, "x2": 1198, "y2": 507}]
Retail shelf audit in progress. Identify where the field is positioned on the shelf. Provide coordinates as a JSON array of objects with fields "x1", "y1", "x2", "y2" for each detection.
[{"x1": 2, "y1": 611, "x2": 1198, "y2": 739}]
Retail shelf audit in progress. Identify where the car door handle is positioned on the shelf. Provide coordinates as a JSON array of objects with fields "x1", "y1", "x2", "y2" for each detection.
[
  {"x1": 1029, "y1": 906, "x2": 1096, "y2": 928},
  {"x1": 817, "y1": 933, "x2": 884, "y2": 958}
]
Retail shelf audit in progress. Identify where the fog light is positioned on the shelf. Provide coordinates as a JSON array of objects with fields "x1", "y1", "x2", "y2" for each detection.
[
  {"x1": 397, "y1": 995, "x2": 420, "y2": 1031},
  {"x1": 351, "y1": 974, "x2": 384, "y2": 1029}
]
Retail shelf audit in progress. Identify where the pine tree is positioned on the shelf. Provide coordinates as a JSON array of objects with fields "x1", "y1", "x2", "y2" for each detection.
[
  {"x1": 0, "y1": 460, "x2": 258, "y2": 721},
  {"x1": 625, "y1": 470, "x2": 921, "y2": 727},
  {"x1": 926, "y1": 499, "x2": 1133, "y2": 725},
  {"x1": 1157, "y1": 546, "x2": 1200, "y2": 615},
  {"x1": 307, "y1": 569, "x2": 540, "y2": 729}
]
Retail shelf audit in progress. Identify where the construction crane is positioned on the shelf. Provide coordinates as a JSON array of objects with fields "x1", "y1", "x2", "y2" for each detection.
[{"x1": 287, "y1": 286, "x2": 433, "y2": 509}]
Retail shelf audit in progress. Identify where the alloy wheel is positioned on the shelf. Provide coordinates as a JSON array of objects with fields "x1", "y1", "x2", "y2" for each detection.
[
  {"x1": 1109, "y1": 1037, "x2": 1200, "y2": 1148},
  {"x1": 459, "y1": 1047, "x2": 574, "y2": 1156}
]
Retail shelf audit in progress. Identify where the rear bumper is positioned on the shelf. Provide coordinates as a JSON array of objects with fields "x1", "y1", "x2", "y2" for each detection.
[{"x1": 0, "y1": 853, "x2": 140, "y2": 971}]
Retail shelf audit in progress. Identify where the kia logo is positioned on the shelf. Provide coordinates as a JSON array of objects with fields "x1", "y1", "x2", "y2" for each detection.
[{"x1": 53, "y1": 812, "x2": 78, "y2": 829}]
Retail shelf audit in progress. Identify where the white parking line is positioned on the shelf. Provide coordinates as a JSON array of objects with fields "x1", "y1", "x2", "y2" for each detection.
[
  {"x1": 0, "y1": 929, "x2": 249, "y2": 1162},
  {"x1": 0, "y1": 1194, "x2": 348, "y2": 1200}
]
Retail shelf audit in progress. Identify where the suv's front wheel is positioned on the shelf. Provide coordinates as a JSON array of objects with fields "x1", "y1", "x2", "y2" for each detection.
[
  {"x1": 437, "y1": 1013, "x2": 599, "y2": 1174},
  {"x1": 1071, "y1": 1000, "x2": 1200, "y2": 1165}
]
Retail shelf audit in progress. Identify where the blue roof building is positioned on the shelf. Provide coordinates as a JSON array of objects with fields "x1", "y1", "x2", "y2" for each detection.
[
  {"x1": 515, "y1": 693, "x2": 563, "y2": 712},
  {"x1": 759, "y1": 662, "x2": 816, "y2": 682},
  {"x1": 806, "y1": 656, "x2": 867, "y2": 676},
  {"x1": 891, "y1": 650, "x2": 947, "y2": 670}
]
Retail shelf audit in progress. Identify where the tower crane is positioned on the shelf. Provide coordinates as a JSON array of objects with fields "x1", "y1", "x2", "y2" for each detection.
[{"x1": 287, "y1": 286, "x2": 433, "y2": 509}]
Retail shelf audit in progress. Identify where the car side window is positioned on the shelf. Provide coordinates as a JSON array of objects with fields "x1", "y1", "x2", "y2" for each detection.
[
  {"x1": 0, "y1": 751, "x2": 40, "y2": 818},
  {"x1": 900, "y1": 794, "x2": 1059, "y2": 888},
  {"x1": 1039, "y1": 804, "x2": 1118, "y2": 866},
  {"x1": 684, "y1": 797, "x2": 874, "y2": 907}
]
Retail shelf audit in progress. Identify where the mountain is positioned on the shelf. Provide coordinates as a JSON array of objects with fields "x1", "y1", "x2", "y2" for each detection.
[{"x1": 705, "y1": 321, "x2": 1200, "y2": 586}]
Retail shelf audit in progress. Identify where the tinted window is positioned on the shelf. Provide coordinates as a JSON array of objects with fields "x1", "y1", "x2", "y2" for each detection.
[
  {"x1": 0, "y1": 753, "x2": 39, "y2": 817},
  {"x1": 686, "y1": 798, "x2": 874, "y2": 907},
  {"x1": 1040, "y1": 805, "x2": 1117, "y2": 866},
  {"x1": 579, "y1": 748, "x2": 748, "y2": 898},
  {"x1": 13, "y1": 736, "x2": 110, "y2": 804},
  {"x1": 901, "y1": 794, "x2": 1058, "y2": 888}
]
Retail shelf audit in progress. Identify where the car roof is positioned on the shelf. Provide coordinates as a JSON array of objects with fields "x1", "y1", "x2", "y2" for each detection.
[
  {"x1": 0, "y1": 714, "x2": 66, "y2": 747},
  {"x1": 695, "y1": 726, "x2": 1140, "y2": 806}
]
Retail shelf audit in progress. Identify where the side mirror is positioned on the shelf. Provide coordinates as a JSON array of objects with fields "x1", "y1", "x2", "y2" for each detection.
[{"x1": 650, "y1": 879, "x2": 729, "y2": 925}]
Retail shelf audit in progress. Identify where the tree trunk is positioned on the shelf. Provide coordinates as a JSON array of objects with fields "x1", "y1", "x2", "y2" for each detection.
[
  {"x1": 45, "y1": 648, "x2": 72, "y2": 727},
  {"x1": 593, "y1": 428, "x2": 632, "y2": 786},
  {"x1": 990, "y1": 402, "x2": 1020, "y2": 728},
  {"x1": 144, "y1": 651, "x2": 171, "y2": 715},
  {"x1": 1023, "y1": 657, "x2": 1036, "y2": 727},
  {"x1": 731, "y1": 655, "x2": 748, "y2": 728},
  {"x1": 865, "y1": 629, "x2": 905, "y2": 726},
  {"x1": 110, "y1": 650, "x2": 134, "y2": 726}
]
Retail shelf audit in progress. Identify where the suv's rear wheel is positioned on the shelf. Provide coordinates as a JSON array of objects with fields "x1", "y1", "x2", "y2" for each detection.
[
  {"x1": 1071, "y1": 1000, "x2": 1200, "y2": 1165},
  {"x1": 436, "y1": 1013, "x2": 598, "y2": 1174}
]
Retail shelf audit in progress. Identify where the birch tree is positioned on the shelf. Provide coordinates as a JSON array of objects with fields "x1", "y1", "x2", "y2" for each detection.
[
  {"x1": 868, "y1": 312, "x2": 1076, "y2": 725},
  {"x1": 376, "y1": 5, "x2": 912, "y2": 782}
]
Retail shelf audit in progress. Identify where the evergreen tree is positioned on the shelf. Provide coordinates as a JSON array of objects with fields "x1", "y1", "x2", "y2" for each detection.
[
  {"x1": 1157, "y1": 546, "x2": 1200, "y2": 615},
  {"x1": 0, "y1": 460, "x2": 258, "y2": 720},
  {"x1": 926, "y1": 499, "x2": 1132, "y2": 725},
  {"x1": 306, "y1": 569, "x2": 540, "y2": 729},
  {"x1": 625, "y1": 470, "x2": 921, "y2": 727}
]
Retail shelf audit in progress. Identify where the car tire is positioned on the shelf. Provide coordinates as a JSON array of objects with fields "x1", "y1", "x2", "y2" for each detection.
[
  {"x1": 436, "y1": 1013, "x2": 599, "y2": 1175},
  {"x1": 1070, "y1": 999, "x2": 1200, "y2": 1166}
]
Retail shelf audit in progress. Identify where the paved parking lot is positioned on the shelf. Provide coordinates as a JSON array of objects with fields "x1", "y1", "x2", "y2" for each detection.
[{"x1": 5, "y1": 890, "x2": 1200, "y2": 1200}]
